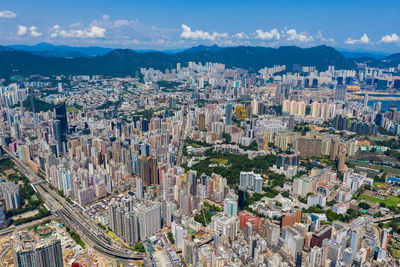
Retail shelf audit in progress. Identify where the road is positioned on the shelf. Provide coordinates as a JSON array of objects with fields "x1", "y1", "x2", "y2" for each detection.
[
  {"x1": 2, "y1": 147, "x2": 145, "y2": 261},
  {"x1": 0, "y1": 215, "x2": 53, "y2": 236},
  {"x1": 373, "y1": 214, "x2": 400, "y2": 223}
]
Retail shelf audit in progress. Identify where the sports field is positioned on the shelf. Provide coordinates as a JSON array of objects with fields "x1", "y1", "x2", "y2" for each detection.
[{"x1": 358, "y1": 191, "x2": 400, "y2": 207}]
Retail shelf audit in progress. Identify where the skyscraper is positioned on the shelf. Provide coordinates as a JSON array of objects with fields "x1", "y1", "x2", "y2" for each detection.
[
  {"x1": 188, "y1": 170, "x2": 197, "y2": 196},
  {"x1": 266, "y1": 223, "x2": 280, "y2": 247},
  {"x1": 376, "y1": 101, "x2": 382, "y2": 112},
  {"x1": 199, "y1": 113, "x2": 205, "y2": 131},
  {"x1": 139, "y1": 155, "x2": 159, "y2": 186},
  {"x1": 225, "y1": 103, "x2": 232, "y2": 125},
  {"x1": 334, "y1": 85, "x2": 347, "y2": 101},
  {"x1": 55, "y1": 101, "x2": 68, "y2": 144},
  {"x1": 329, "y1": 139, "x2": 339, "y2": 161},
  {"x1": 337, "y1": 143, "x2": 347, "y2": 172},
  {"x1": 363, "y1": 93, "x2": 369, "y2": 108},
  {"x1": 238, "y1": 188, "x2": 247, "y2": 209},
  {"x1": 136, "y1": 178, "x2": 143, "y2": 201},
  {"x1": 0, "y1": 181, "x2": 20, "y2": 211},
  {"x1": 223, "y1": 198, "x2": 238, "y2": 217},
  {"x1": 13, "y1": 237, "x2": 63, "y2": 267}
]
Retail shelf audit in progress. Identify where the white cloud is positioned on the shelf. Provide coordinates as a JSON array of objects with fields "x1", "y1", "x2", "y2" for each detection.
[
  {"x1": 345, "y1": 33, "x2": 370, "y2": 44},
  {"x1": 380, "y1": 33, "x2": 400, "y2": 43},
  {"x1": 285, "y1": 29, "x2": 313, "y2": 42},
  {"x1": 91, "y1": 15, "x2": 139, "y2": 29},
  {"x1": 29, "y1": 26, "x2": 42, "y2": 37},
  {"x1": 255, "y1": 29, "x2": 280, "y2": 40},
  {"x1": 17, "y1": 25, "x2": 42, "y2": 37},
  {"x1": 0, "y1": 10, "x2": 17, "y2": 19},
  {"x1": 180, "y1": 24, "x2": 228, "y2": 41},
  {"x1": 17, "y1": 25, "x2": 27, "y2": 36},
  {"x1": 234, "y1": 32, "x2": 249, "y2": 39},
  {"x1": 50, "y1": 25, "x2": 106, "y2": 38}
]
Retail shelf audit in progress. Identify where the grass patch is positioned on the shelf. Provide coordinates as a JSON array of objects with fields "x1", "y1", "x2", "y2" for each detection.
[
  {"x1": 359, "y1": 194, "x2": 400, "y2": 207},
  {"x1": 350, "y1": 160, "x2": 400, "y2": 175},
  {"x1": 210, "y1": 158, "x2": 228, "y2": 164},
  {"x1": 391, "y1": 249, "x2": 400, "y2": 259},
  {"x1": 123, "y1": 243, "x2": 145, "y2": 253},
  {"x1": 66, "y1": 227, "x2": 85, "y2": 248},
  {"x1": 67, "y1": 106, "x2": 81, "y2": 113}
]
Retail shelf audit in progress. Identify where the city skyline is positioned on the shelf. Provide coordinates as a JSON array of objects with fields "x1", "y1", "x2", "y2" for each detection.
[
  {"x1": 0, "y1": 0, "x2": 400, "y2": 52},
  {"x1": 1, "y1": 1, "x2": 400, "y2": 266}
]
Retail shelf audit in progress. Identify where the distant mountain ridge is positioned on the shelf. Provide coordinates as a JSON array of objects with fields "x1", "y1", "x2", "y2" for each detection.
[
  {"x1": 0, "y1": 43, "x2": 397, "y2": 78},
  {"x1": 6, "y1": 43, "x2": 113, "y2": 58},
  {"x1": 337, "y1": 48, "x2": 388, "y2": 59}
]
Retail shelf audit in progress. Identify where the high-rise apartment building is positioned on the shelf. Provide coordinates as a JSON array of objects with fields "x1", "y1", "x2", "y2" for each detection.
[
  {"x1": 0, "y1": 181, "x2": 20, "y2": 211},
  {"x1": 337, "y1": 143, "x2": 347, "y2": 172},
  {"x1": 225, "y1": 103, "x2": 232, "y2": 125},
  {"x1": 55, "y1": 101, "x2": 68, "y2": 144},
  {"x1": 334, "y1": 85, "x2": 347, "y2": 101},
  {"x1": 13, "y1": 236, "x2": 63, "y2": 267}
]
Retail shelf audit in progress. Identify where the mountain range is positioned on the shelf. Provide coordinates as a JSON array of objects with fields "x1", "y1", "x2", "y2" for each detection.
[
  {"x1": 0, "y1": 43, "x2": 398, "y2": 78},
  {"x1": 6, "y1": 43, "x2": 113, "y2": 58}
]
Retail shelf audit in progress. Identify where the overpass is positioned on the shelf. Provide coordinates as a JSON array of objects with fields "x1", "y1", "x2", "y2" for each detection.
[{"x1": 31, "y1": 180, "x2": 47, "y2": 186}]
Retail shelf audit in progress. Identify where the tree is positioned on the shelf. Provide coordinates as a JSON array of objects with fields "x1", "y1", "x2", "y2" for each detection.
[
  {"x1": 167, "y1": 232, "x2": 175, "y2": 244},
  {"x1": 222, "y1": 133, "x2": 231, "y2": 144},
  {"x1": 326, "y1": 199, "x2": 337, "y2": 206},
  {"x1": 134, "y1": 243, "x2": 145, "y2": 253},
  {"x1": 305, "y1": 106, "x2": 311, "y2": 115},
  {"x1": 358, "y1": 202, "x2": 370, "y2": 210}
]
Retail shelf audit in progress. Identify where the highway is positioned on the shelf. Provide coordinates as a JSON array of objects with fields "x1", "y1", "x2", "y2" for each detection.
[{"x1": 2, "y1": 146, "x2": 145, "y2": 261}]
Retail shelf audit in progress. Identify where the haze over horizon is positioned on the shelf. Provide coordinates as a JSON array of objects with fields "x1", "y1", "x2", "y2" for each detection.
[{"x1": 1, "y1": 0, "x2": 400, "y2": 53}]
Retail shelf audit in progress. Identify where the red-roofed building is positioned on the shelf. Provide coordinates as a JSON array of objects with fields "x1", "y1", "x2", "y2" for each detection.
[
  {"x1": 281, "y1": 209, "x2": 302, "y2": 228},
  {"x1": 238, "y1": 210, "x2": 259, "y2": 232}
]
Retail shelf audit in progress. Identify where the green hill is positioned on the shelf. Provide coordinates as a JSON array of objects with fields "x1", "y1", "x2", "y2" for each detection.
[{"x1": 0, "y1": 45, "x2": 357, "y2": 78}]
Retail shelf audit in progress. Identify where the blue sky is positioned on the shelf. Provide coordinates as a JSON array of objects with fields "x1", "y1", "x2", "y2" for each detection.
[{"x1": 1, "y1": 0, "x2": 400, "y2": 52}]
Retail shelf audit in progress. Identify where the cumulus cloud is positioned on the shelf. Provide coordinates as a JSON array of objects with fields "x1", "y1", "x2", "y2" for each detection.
[
  {"x1": 285, "y1": 29, "x2": 313, "y2": 42},
  {"x1": 50, "y1": 25, "x2": 106, "y2": 38},
  {"x1": 255, "y1": 29, "x2": 280, "y2": 40},
  {"x1": 17, "y1": 25, "x2": 42, "y2": 37},
  {"x1": 180, "y1": 24, "x2": 228, "y2": 41},
  {"x1": 29, "y1": 26, "x2": 42, "y2": 37},
  {"x1": 17, "y1": 25, "x2": 27, "y2": 36},
  {"x1": 234, "y1": 32, "x2": 249, "y2": 39},
  {"x1": 0, "y1": 10, "x2": 17, "y2": 19},
  {"x1": 345, "y1": 33, "x2": 370, "y2": 44},
  {"x1": 380, "y1": 33, "x2": 400, "y2": 43}
]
